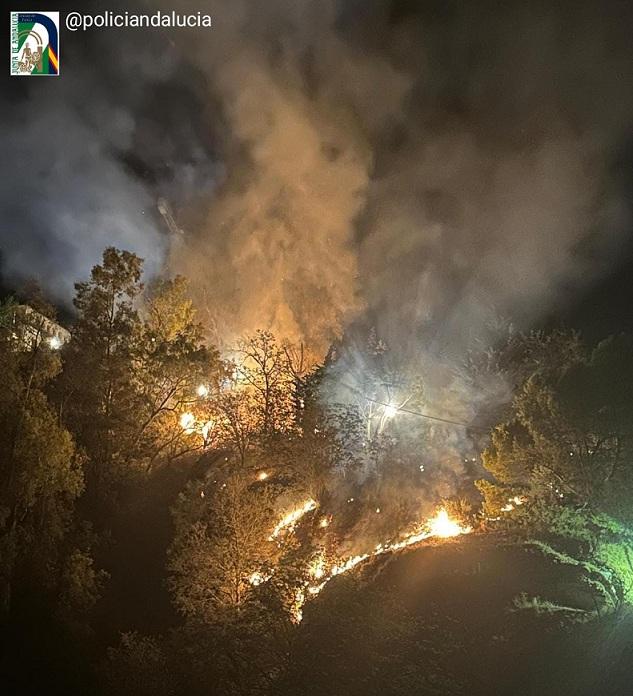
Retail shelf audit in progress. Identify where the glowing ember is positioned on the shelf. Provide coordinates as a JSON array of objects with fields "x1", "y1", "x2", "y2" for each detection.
[
  {"x1": 257, "y1": 471, "x2": 269, "y2": 481},
  {"x1": 292, "y1": 589, "x2": 306, "y2": 623},
  {"x1": 249, "y1": 571, "x2": 266, "y2": 586},
  {"x1": 501, "y1": 495, "x2": 527, "y2": 512},
  {"x1": 309, "y1": 554, "x2": 326, "y2": 580},
  {"x1": 196, "y1": 384, "x2": 209, "y2": 397},
  {"x1": 269, "y1": 499, "x2": 317, "y2": 540},
  {"x1": 303, "y1": 508, "x2": 470, "y2": 604}
]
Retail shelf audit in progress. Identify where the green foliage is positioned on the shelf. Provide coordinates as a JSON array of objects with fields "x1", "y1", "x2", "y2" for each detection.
[
  {"x1": 511, "y1": 592, "x2": 595, "y2": 619},
  {"x1": 62, "y1": 247, "x2": 145, "y2": 490},
  {"x1": 64, "y1": 254, "x2": 223, "y2": 488},
  {"x1": 0, "y1": 300, "x2": 85, "y2": 612},
  {"x1": 4, "y1": 256, "x2": 633, "y2": 694},
  {"x1": 479, "y1": 330, "x2": 633, "y2": 617}
]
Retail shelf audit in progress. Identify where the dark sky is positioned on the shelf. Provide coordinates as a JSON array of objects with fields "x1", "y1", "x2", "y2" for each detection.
[{"x1": 2, "y1": 0, "x2": 632, "y2": 348}]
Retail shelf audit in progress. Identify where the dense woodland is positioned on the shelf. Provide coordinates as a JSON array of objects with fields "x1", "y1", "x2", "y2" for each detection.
[{"x1": 1, "y1": 248, "x2": 633, "y2": 695}]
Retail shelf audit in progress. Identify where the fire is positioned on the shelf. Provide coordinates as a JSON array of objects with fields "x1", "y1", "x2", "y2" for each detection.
[
  {"x1": 269, "y1": 499, "x2": 317, "y2": 540},
  {"x1": 255, "y1": 504, "x2": 471, "y2": 622},
  {"x1": 501, "y1": 495, "x2": 527, "y2": 512},
  {"x1": 427, "y1": 508, "x2": 471, "y2": 538},
  {"x1": 297, "y1": 507, "x2": 470, "y2": 614},
  {"x1": 309, "y1": 554, "x2": 326, "y2": 581},
  {"x1": 292, "y1": 588, "x2": 306, "y2": 623},
  {"x1": 330, "y1": 553, "x2": 369, "y2": 577}
]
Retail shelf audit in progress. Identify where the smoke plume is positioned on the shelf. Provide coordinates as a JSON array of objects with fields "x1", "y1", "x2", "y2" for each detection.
[
  {"x1": 2, "y1": 0, "x2": 632, "y2": 354},
  {"x1": 2, "y1": 0, "x2": 631, "y2": 539},
  {"x1": 162, "y1": 0, "x2": 632, "y2": 355}
]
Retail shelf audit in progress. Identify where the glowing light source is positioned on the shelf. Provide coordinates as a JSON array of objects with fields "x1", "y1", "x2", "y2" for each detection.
[
  {"x1": 249, "y1": 570, "x2": 271, "y2": 586},
  {"x1": 501, "y1": 495, "x2": 527, "y2": 512},
  {"x1": 330, "y1": 553, "x2": 369, "y2": 577},
  {"x1": 196, "y1": 384, "x2": 209, "y2": 397},
  {"x1": 180, "y1": 412, "x2": 195, "y2": 431},
  {"x1": 383, "y1": 403, "x2": 398, "y2": 418},
  {"x1": 257, "y1": 471, "x2": 269, "y2": 481},
  {"x1": 427, "y1": 508, "x2": 471, "y2": 538},
  {"x1": 48, "y1": 336, "x2": 62, "y2": 350}
]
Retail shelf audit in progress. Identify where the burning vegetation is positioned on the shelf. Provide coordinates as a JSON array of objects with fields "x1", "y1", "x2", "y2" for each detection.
[
  {"x1": 3, "y1": 0, "x2": 633, "y2": 691},
  {"x1": 2, "y1": 244, "x2": 633, "y2": 696}
]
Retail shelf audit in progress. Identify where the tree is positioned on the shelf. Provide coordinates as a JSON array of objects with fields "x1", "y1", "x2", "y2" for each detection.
[
  {"x1": 208, "y1": 331, "x2": 301, "y2": 469},
  {"x1": 463, "y1": 326, "x2": 584, "y2": 432},
  {"x1": 62, "y1": 248, "x2": 144, "y2": 494},
  {"x1": 104, "y1": 632, "x2": 177, "y2": 696},
  {"x1": 0, "y1": 298, "x2": 84, "y2": 612},
  {"x1": 165, "y1": 472, "x2": 314, "y2": 696},
  {"x1": 480, "y1": 335, "x2": 633, "y2": 514},
  {"x1": 233, "y1": 330, "x2": 297, "y2": 436},
  {"x1": 167, "y1": 474, "x2": 279, "y2": 620},
  {"x1": 273, "y1": 365, "x2": 364, "y2": 499},
  {"x1": 132, "y1": 276, "x2": 223, "y2": 471},
  {"x1": 478, "y1": 332, "x2": 633, "y2": 616}
]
